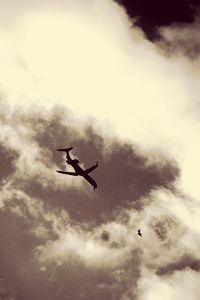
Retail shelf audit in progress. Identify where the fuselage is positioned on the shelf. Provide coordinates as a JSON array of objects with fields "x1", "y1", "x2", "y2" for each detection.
[{"x1": 67, "y1": 159, "x2": 85, "y2": 176}]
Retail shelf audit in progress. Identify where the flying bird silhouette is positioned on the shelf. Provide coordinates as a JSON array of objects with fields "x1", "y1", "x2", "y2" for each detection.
[
  {"x1": 57, "y1": 147, "x2": 98, "y2": 190},
  {"x1": 138, "y1": 229, "x2": 142, "y2": 237}
]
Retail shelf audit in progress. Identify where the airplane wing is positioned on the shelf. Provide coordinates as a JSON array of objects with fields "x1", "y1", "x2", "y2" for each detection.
[
  {"x1": 83, "y1": 174, "x2": 97, "y2": 189},
  {"x1": 56, "y1": 171, "x2": 77, "y2": 176},
  {"x1": 84, "y1": 162, "x2": 98, "y2": 174}
]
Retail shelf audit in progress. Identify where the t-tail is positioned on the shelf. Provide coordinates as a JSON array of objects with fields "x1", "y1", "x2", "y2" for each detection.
[{"x1": 57, "y1": 147, "x2": 73, "y2": 152}]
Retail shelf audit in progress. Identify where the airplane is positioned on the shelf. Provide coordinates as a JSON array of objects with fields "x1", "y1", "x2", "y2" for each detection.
[
  {"x1": 57, "y1": 147, "x2": 98, "y2": 190},
  {"x1": 138, "y1": 229, "x2": 142, "y2": 237}
]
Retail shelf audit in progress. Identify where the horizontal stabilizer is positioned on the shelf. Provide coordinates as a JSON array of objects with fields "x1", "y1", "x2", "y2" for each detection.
[{"x1": 57, "y1": 147, "x2": 73, "y2": 152}]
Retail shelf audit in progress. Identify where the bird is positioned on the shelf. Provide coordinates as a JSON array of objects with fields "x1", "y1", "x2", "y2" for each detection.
[{"x1": 138, "y1": 229, "x2": 142, "y2": 237}]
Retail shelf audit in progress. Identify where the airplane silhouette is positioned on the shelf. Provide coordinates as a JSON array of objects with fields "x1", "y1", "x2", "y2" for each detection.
[
  {"x1": 57, "y1": 147, "x2": 98, "y2": 190},
  {"x1": 138, "y1": 229, "x2": 142, "y2": 237}
]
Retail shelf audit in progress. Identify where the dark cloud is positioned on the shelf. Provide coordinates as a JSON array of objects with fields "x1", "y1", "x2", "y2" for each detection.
[
  {"x1": 0, "y1": 105, "x2": 182, "y2": 300},
  {"x1": 156, "y1": 10, "x2": 200, "y2": 59},
  {"x1": 7, "y1": 108, "x2": 179, "y2": 223},
  {"x1": 157, "y1": 255, "x2": 200, "y2": 275},
  {"x1": 0, "y1": 277, "x2": 18, "y2": 300},
  {"x1": 101, "y1": 230, "x2": 110, "y2": 242},
  {"x1": 0, "y1": 205, "x2": 140, "y2": 299},
  {"x1": 153, "y1": 217, "x2": 177, "y2": 242},
  {"x1": 116, "y1": 1, "x2": 200, "y2": 57},
  {"x1": 0, "y1": 145, "x2": 18, "y2": 183},
  {"x1": 47, "y1": 261, "x2": 138, "y2": 300},
  {"x1": 158, "y1": 27, "x2": 200, "y2": 59},
  {"x1": 0, "y1": 204, "x2": 120, "y2": 300},
  {"x1": 0, "y1": 208, "x2": 44, "y2": 300},
  {"x1": 116, "y1": 0, "x2": 200, "y2": 40}
]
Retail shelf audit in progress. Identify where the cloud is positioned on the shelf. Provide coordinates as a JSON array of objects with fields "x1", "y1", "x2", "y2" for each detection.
[
  {"x1": 0, "y1": 277, "x2": 18, "y2": 300},
  {"x1": 0, "y1": 144, "x2": 18, "y2": 183},
  {"x1": 0, "y1": 0, "x2": 199, "y2": 202},
  {"x1": 136, "y1": 269, "x2": 200, "y2": 300},
  {"x1": 0, "y1": 103, "x2": 181, "y2": 299},
  {"x1": 0, "y1": 0, "x2": 200, "y2": 299},
  {"x1": 0, "y1": 105, "x2": 179, "y2": 221},
  {"x1": 157, "y1": 11, "x2": 200, "y2": 59},
  {"x1": 157, "y1": 255, "x2": 200, "y2": 275}
]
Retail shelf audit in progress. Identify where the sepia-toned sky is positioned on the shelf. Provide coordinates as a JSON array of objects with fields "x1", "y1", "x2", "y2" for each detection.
[{"x1": 0, "y1": 0, "x2": 200, "y2": 299}]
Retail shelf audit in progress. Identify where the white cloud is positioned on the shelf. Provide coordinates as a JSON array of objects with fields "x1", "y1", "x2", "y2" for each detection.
[
  {"x1": 0, "y1": 108, "x2": 84, "y2": 190},
  {"x1": 136, "y1": 269, "x2": 200, "y2": 300},
  {"x1": 0, "y1": 0, "x2": 200, "y2": 201},
  {"x1": 37, "y1": 228, "x2": 131, "y2": 269}
]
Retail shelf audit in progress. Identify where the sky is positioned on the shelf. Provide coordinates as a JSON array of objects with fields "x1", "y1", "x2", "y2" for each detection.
[{"x1": 0, "y1": 0, "x2": 200, "y2": 299}]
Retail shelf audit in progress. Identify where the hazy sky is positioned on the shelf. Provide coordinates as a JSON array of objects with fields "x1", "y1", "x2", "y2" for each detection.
[{"x1": 0, "y1": 1, "x2": 200, "y2": 299}]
